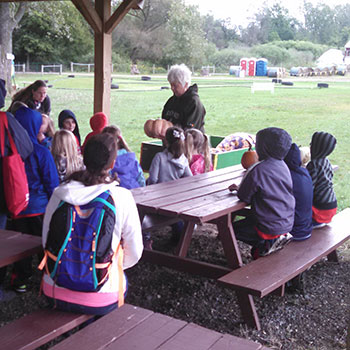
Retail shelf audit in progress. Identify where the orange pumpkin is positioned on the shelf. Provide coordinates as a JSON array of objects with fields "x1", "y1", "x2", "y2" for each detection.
[
  {"x1": 144, "y1": 119, "x2": 173, "y2": 139},
  {"x1": 241, "y1": 141, "x2": 258, "y2": 170}
]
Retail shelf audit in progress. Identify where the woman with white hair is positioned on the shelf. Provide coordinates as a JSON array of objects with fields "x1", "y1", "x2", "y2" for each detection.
[{"x1": 162, "y1": 64, "x2": 206, "y2": 132}]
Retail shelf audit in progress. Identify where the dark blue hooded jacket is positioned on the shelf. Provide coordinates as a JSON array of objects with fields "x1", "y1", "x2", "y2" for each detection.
[
  {"x1": 14, "y1": 107, "x2": 59, "y2": 216},
  {"x1": 0, "y1": 80, "x2": 33, "y2": 213},
  {"x1": 111, "y1": 149, "x2": 145, "y2": 189},
  {"x1": 58, "y1": 109, "x2": 81, "y2": 146},
  {"x1": 237, "y1": 127, "x2": 295, "y2": 236},
  {"x1": 285, "y1": 143, "x2": 313, "y2": 240}
]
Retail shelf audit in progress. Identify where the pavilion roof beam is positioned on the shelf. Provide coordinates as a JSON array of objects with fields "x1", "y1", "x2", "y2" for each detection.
[
  {"x1": 105, "y1": 0, "x2": 140, "y2": 35},
  {"x1": 71, "y1": 0, "x2": 102, "y2": 34}
]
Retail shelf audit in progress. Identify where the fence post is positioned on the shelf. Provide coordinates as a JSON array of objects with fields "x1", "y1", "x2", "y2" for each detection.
[
  {"x1": 41, "y1": 65, "x2": 44, "y2": 74},
  {"x1": 153, "y1": 64, "x2": 155, "y2": 74},
  {"x1": 71, "y1": 62, "x2": 73, "y2": 73}
]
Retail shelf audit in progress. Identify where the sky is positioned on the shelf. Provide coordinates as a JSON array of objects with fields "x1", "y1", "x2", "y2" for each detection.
[{"x1": 184, "y1": 0, "x2": 350, "y2": 27}]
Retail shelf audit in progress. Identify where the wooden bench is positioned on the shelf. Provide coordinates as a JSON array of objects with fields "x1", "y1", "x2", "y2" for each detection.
[
  {"x1": 0, "y1": 309, "x2": 94, "y2": 350},
  {"x1": 251, "y1": 82, "x2": 274, "y2": 94},
  {"x1": 0, "y1": 229, "x2": 42, "y2": 268},
  {"x1": 219, "y1": 208, "x2": 350, "y2": 330},
  {"x1": 49, "y1": 304, "x2": 269, "y2": 350}
]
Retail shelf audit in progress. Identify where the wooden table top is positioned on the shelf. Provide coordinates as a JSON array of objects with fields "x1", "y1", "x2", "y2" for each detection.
[
  {"x1": 131, "y1": 165, "x2": 247, "y2": 224},
  {"x1": 50, "y1": 304, "x2": 267, "y2": 350},
  {"x1": 0, "y1": 229, "x2": 42, "y2": 268}
]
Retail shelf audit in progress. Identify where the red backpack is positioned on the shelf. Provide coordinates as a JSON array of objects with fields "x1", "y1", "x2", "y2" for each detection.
[{"x1": 0, "y1": 112, "x2": 29, "y2": 216}]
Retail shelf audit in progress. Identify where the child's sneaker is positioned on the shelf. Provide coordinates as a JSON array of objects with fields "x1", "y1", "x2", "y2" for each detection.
[
  {"x1": 312, "y1": 222, "x2": 327, "y2": 229},
  {"x1": 261, "y1": 233, "x2": 293, "y2": 256},
  {"x1": 13, "y1": 283, "x2": 27, "y2": 293}
]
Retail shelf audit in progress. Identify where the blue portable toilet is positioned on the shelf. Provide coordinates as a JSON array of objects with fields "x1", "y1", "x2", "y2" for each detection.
[{"x1": 255, "y1": 58, "x2": 268, "y2": 76}]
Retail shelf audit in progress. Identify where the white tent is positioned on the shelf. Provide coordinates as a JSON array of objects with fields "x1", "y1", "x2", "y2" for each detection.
[{"x1": 316, "y1": 49, "x2": 344, "y2": 68}]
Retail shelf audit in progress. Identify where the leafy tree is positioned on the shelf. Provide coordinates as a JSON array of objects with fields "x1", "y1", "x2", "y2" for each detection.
[
  {"x1": 112, "y1": 0, "x2": 173, "y2": 64},
  {"x1": 0, "y1": 2, "x2": 27, "y2": 93},
  {"x1": 303, "y1": 2, "x2": 337, "y2": 45},
  {"x1": 163, "y1": 0, "x2": 208, "y2": 66},
  {"x1": 202, "y1": 15, "x2": 238, "y2": 49},
  {"x1": 13, "y1": 2, "x2": 93, "y2": 66}
]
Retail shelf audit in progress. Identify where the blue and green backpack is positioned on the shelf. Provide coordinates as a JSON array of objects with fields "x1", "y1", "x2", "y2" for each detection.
[{"x1": 40, "y1": 191, "x2": 117, "y2": 292}]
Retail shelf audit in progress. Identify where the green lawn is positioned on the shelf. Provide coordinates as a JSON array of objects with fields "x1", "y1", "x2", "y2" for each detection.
[{"x1": 7, "y1": 73, "x2": 350, "y2": 210}]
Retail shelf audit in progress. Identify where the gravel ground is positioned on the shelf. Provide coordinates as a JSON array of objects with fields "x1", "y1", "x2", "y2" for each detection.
[{"x1": 1, "y1": 223, "x2": 349, "y2": 350}]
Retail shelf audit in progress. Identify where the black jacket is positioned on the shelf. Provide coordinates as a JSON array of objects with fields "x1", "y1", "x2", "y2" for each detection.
[{"x1": 162, "y1": 84, "x2": 205, "y2": 132}]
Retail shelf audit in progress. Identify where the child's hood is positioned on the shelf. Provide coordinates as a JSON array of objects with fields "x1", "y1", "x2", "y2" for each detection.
[
  {"x1": 167, "y1": 150, "x2": 189, "y2": 170},
  {"x1": 58, "y1": 109, "x2": 78, "y2": 128},
  {"x1": 115, "y1": 150, "x2": 137, "y2": 174},
  {"x1": 14, "y1": 106, "x2": 42, "y2": 144},
  {"x1": 90, "y1": 112, "x2": 108, "y2": 132},
  {"x1": 255, "y1": 127, "x2": 292, "y2": 160},
  {"x1": 284, "y1": 143, "x2": 302, "y2": 170},
  {"x1": 310, "y1": 131, "x2": 336, "y2": 159},
  {"x1": 53, "y1": 180, "x2": 116, "y2": 206}
]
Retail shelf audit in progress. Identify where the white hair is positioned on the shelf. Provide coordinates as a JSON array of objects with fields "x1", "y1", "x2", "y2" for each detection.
[{"x1": 167, "y1": 64, "x2": 192, "y2": 87}]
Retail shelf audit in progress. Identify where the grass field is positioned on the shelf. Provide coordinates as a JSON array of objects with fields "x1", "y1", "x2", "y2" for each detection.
[{"x1": 6, "y1": 72, "x2": 350, "y2": 210}]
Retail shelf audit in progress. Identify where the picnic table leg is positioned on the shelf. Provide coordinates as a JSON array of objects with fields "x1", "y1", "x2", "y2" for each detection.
[
  {"x1": 236, "y1": 291, "x2": 261, "y2": 330},
  {"x1": 213, "y1": 215, "x2": 243, "y2": 269},
  {"x1": 175, "y1": 222, "x2": 195, "y2": 258},
  {"x1": 327, "y1": 250, "x2": 338, "y2": 262}
]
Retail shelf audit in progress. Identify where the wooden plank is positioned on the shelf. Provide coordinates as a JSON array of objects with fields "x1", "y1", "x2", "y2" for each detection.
[
  {"x1": 0, "y1": 309, "x2": 93, "y2": 350},
  {"x1": 209, "y1": 333, "x2": 263, "y2": 350},
  {"x1": 178, "y1": 196, "x2": 247, "y2": 224},
  {"x1": 142, "y1": 249, "x2": 232, "y2": 279},
  {"x1": 0, "y1": 232, "x2": 42, "y2": 268},
  {"x1": 143, "y1": 176, "x2": 239, "y2": 210},
  {"x1": 90, "y1": 313, "x2": 187, "y2": 350},
  {"x1": 219, "y1": 208, "x2": 350, "y2": 297},
  {"x1": 157, "y1": 322, "x2": 221, "y2": 350},
  {"x1": 131, "y1": 165, "x2": 245, "y2": 199},
  {"x1": 50, "y1": 304, "x2": 154, "y2": 350}
]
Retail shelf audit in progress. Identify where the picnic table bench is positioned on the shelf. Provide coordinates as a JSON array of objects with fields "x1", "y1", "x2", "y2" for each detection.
[
  {"x1": 0, "y1": 229, "x2": 42, "y2": 268},
  {"x1": 49, "y1": 304, "x2": 270, "y2": 350},
  {"x1": 0, "y1": 309, "x2": 94, "y2": 350},
  {"x1": 219, "y1": 208, "x2": 350, "y2": 329}
]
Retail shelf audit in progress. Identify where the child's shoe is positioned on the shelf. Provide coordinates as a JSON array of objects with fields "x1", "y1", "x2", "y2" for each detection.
[
  {"x1": 261, "y1": 233, "x2": 293, "y2": 256},
  {"x1": 312, "y1": 222, "x2": 327, "y2": 229}
]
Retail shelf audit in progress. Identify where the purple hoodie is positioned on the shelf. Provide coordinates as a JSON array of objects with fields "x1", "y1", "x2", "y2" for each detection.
[{"x1": 237, "y1": 127, "x2": 295, "y2": 236}]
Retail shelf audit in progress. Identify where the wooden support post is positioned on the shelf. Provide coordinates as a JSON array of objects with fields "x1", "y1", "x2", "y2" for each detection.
[{"x1": 94, "y1": 0, "x2": 112, "y2": 117}]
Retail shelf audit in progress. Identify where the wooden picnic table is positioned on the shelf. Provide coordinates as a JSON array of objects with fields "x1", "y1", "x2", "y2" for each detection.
[
  {"x1": 0, "y1": 229, "x2": 42, "y2": 268},
  {"x1": 131, "y1": 164, "x2": 247, "y2": 275}
]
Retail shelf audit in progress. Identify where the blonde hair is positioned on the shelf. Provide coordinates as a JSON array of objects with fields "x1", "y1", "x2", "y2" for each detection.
[
  {"x1": 185, "y1": 128, "x2": 211, "y2": 172},
  {"x1": 102, "y1": 125, "x2": 131, "y2": 152},
  {"x1": 41, "y1": 114, "x2": 55, "y2": 137},
  {"x1": 51, "y1": 129, "x2": 82, "y2": 177},
  {"x1": 299, "y1": 146, "x2": 311, "y2": 167}
]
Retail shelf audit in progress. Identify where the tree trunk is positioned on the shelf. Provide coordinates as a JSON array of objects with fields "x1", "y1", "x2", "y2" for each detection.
[{"x1": 0, "y1": 3, "x2": 27, "y2": 96}]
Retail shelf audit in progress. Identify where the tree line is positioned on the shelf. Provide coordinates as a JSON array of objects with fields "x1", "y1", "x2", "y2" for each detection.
[{"x1": 10, "y1": 0, "x2": 350, "y2": 71}]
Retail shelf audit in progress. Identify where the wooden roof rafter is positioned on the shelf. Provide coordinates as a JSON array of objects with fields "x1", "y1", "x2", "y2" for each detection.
[{"x1": 71, "y1": 0, "x2": 102, "y2": 34}]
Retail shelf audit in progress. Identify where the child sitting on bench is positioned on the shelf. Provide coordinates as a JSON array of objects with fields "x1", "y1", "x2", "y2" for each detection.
[
  {"x1": 306, "y1": 131, "x2": 337, "y2": 228},
  {"x1": 229, "y1": 127, "x2": 295, "y2": 259}
]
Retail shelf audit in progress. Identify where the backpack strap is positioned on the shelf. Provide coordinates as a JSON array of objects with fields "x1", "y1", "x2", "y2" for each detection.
[{"x1": 0, "y1": 112, "x2": 20, "y2": 157}]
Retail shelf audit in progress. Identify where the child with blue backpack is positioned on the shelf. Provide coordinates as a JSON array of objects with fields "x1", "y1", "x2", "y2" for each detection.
[{"x1": 40, "y1": 133, "x2": 143, "y2": 315}]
